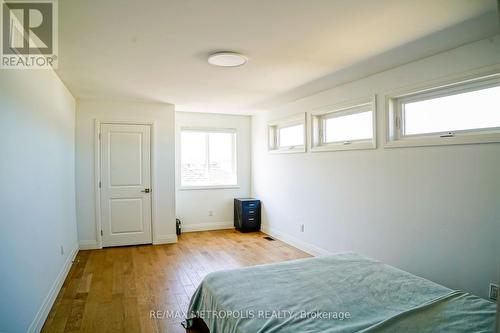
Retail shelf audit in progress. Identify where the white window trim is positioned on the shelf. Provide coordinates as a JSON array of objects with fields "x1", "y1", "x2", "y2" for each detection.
[
  {"x1": 310, "y1": 96, "x2": 377, "y2": 152},
  {"x1": 268, "y1": 113, "x2": 307, "y2": 154},
  {"x1": 179, "y1": 127, "x2": 239, "y2": 190},
  {"x1": 384, "y1": 71, "x2": 500, "y2": 148}
]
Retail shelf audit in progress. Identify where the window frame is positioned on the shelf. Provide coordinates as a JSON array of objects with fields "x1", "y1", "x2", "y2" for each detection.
[
  {"x1": 385, "y1": 72, "x2": 500, "y2": 148},
  {"x1": 268, "y1": 113, "x2": 306, "y2": 154},
  {"x1": 310, "y1": 96, "x2": 377, "y2": 152},
  {"x1": 179, "y1": 127, "x2": 238, "y2": 190}
]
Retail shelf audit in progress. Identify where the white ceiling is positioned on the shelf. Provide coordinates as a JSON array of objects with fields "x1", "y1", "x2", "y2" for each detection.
[{"x1": 57, "y1": 0, "x2": 498, "y2": 114}]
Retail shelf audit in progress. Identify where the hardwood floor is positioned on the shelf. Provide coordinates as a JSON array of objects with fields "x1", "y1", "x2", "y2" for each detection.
[{"x1": 41, "y1": 229, "x2": 310, "y2": 333}]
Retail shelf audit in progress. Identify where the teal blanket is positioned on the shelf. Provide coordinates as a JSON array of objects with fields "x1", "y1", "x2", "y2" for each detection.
[{"x1": 187, "y1": 253, "x2": 496, "y2": 332}]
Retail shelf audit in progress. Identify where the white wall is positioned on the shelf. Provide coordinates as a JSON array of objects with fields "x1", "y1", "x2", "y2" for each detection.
[
  {"x1": 252, "y1": 36, "x2": 500, "y2": 299},
  {"x1": 76, "y1": 100, "x2": 176, "y2": 248},
  {"x1": 0, "y1": 70, "x2": 78, "y2": 333},
  {"x1": 176, "y1": 112, "x2": 251, "y2": 231}
]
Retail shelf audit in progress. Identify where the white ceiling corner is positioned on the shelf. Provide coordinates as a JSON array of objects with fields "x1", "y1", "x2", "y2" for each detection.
[{"x1": 56, "y1": 0, "x2": 498, "y2": 114}]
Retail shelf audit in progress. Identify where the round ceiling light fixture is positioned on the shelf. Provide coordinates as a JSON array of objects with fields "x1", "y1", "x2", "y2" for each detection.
[{"x1": 208, "y1": 51, "x2": 247, "y2": 67}]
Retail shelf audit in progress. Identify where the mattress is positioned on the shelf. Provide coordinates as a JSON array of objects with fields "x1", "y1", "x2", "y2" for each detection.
[{"x1": 186, "y1": 253, "x2": 497, "y2": 332}]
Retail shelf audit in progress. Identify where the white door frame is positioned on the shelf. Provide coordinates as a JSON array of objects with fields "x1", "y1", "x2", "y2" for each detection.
[{"x1": 94, "y1": 119, "x2": 158, "y2": 248}]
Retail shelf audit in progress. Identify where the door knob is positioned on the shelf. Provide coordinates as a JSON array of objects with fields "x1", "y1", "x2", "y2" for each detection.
[{"x1": 141, "y1": 188, "x2": 151, "y2": 193}]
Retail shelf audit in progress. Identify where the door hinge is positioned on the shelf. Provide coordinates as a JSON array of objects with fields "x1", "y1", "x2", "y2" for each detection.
[
  {"x1": 100, "y1": 230, "x2": 103, "y2": 236},
  {"x1": 99, "y1": 181, "x2": 101, "y2": 188}
]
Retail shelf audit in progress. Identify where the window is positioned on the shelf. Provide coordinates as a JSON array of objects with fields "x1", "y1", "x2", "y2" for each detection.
[
  {"x1": 386, "y1": 73, "x2": 500, "y2": 147},
  {"x1": 278, "y1": 124, "x2": 304, "y2": 147},
  {"x1": 181, "y1": 129, "x2": 237, "y2": 188},
  {"x1": 268, "y1": 113, "x2": 306, "y2": 153},
  {"x1": 311, "y1": 97, "x2": 376, "y2": 152}
]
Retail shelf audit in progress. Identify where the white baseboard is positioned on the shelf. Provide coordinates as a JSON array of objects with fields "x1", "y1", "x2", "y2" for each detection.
[
  {"x1": 28, "y1": 246, "x2": 78, "y2": 333},
  {"x1": 181, "y1": 221, "x2": 234, "y2": 233},
  {"x1": 154, "y1": 234, "x2": 178, "y2": 245},
  {"x1": 261, "y1": 224, "x2": 331, "y2": 257},
  {"x1": 80, "y1": 235, "x2": 178, "y2": 247},
  {"x1": 79, "y1": 239, "x2": 101, "y2": 250}
]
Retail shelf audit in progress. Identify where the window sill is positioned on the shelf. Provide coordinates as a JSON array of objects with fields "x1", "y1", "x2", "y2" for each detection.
[
  {"x1": 179, "y1": 185, "x2": 240, "y2": 191},
  {"x1": 384, "y1": 133, "x2": 500, "y2": 148},
  {"x1": 268, "y1": 147, "x2": 306, "y2": 154},
  {"x1": 311, "y1": 141, "x2": 376, "y2": 152}
]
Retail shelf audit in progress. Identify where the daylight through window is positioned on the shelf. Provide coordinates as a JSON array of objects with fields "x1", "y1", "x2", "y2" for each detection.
[{"x1": 181, "y1": 130, "x2": 237, "y2": 187}]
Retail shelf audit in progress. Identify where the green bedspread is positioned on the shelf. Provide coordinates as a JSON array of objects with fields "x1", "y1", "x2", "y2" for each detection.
[{"x1": 187, "y1": 253, "x2": 496, "y2": 332}]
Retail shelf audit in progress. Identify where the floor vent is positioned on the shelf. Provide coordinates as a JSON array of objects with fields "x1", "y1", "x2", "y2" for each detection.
[{"x1": 263, "y1": 236, "x2": 275, "y2": 241}]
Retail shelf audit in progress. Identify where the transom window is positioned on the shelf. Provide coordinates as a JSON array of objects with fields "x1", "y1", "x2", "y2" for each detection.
[
  {"x1": 181, "y1": 129, "x2": 237, "y2": 188},
  {"x1": 311, "y1": 97, "x2": 376, "y2": 151},
  {"x1": 268, "y1": 113, "x2": 306, "y2": 153},
  {"x1": 278, "y1": 124, "x2": 304, "y2": 147},
  {"x1": 402, "y1": 85, "x2": 500, "y2": 136},
  {"x1": 387, "y1": 73, "x2": 500, "y2": 147}
]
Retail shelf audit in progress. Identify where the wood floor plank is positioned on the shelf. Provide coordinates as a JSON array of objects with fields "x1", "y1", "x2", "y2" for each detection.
[{"x1": 41, "y1": 230, "x2": 310, "y2": 333}]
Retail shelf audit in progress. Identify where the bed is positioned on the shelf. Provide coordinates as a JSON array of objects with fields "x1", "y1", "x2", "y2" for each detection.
[{"x1": 185, "y1": 253, "x2": 497, "y2": 332}]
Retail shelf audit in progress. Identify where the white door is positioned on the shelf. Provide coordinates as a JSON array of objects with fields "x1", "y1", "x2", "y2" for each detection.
[{"x1": 100, "y1": 123, "x2": 152, "y2": 247}]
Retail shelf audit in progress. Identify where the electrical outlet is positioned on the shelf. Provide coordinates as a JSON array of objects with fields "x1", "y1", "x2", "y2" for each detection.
[
  {"x1": 208, "y1": 210, "x2": 213, "y2": 217},
  {"x1": 60, "y1": 245, "x2": 64, "y2": 256},
  {"x1": 300, "y1": 224, "x2": 304, "y2": 232},
  {"x1": 489, "y1": 283, "x2": 498, "y2": 301}
]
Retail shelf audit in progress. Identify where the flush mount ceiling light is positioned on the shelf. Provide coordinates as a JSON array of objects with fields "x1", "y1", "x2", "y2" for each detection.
[{"x1": 208, "y1": 51, "x2": 247, "y2": 67}]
